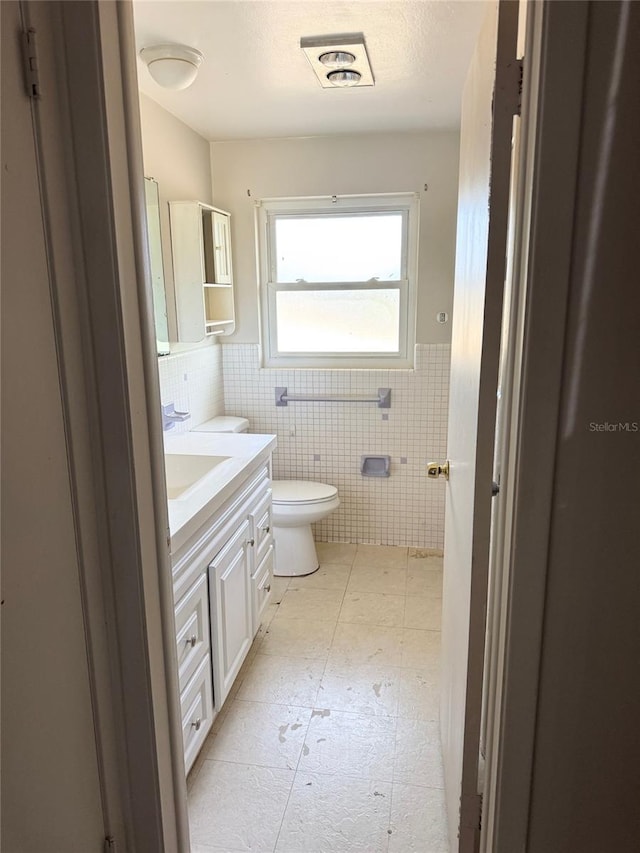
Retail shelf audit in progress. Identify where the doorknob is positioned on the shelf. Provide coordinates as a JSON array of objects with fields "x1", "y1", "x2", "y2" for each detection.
[{"x1": 427, "y1": 461, "x2": 450, "y2": 480}]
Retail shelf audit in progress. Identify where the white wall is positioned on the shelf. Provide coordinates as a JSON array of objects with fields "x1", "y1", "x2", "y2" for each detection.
[
  {"x1": 157, "y1": 346, "x2": 224, "y2": 432},
  {"x1": 223, "y1": 342, "x2": 449, "y2": 548},
  {"x1": 208, "y1": 132, "x2": 459, "y2": 547},
  {"x1": 210, "y1": 131, "x2": 460, "y2": 345},
  {"x1": 139, "y1": 93, "x2": 213, "y2": 343},
  {"x1": 139, "y1": 95, "x2": 226, "y2": 416}
]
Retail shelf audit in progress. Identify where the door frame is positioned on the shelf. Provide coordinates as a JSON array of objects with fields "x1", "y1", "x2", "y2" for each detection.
[
  {"x1": 480, "y1": 1, "x2": 591, "y2": 850},
  {"x1": 20, "y1": 1, "x2": 190, "y2": 849},
  {"x1": 23, "y1": 0, "x2": 595, "y2": 850}
]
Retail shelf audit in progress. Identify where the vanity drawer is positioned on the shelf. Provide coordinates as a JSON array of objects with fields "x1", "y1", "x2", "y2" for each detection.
[
  {"x1": 252, "y1": 544, "x2": 274, "y2": 635},
  {"x1": 180, "y1": 654, "x2": 214, "y2": 774},
  {"x1": 252, "y1": 490, "x2": 273, "y2": 568},
  {"x1": 175, "y1": 573, "x2": 210, "y2": 692}
]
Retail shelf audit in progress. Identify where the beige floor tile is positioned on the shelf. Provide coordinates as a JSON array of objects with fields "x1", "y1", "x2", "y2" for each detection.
[
  {"x1": 316, "y1": 541, "x2": 358, "y2": 565},
  {"x1": 328, "y1": 622, "x2": 404, "y2": 668},
  {"x1": 339, "y1": 591, "x2": 406, "y2": 627},
  {"x1": 404, "y1": 595, "x2": 442, "y2": 630},
  {"x1": 298, "y1": 708, "x2": 396, "y2": 781},
  {"x1": 401, "y1": 629, "x2": 441, "y2": 670},
  {"x1": 388, "y1": 783, "x2": 449, "y2": 852},
  {"x1": 260, "y1": 617, "x2": 336, "y2": 660},
  {"x1": 354, "y1": 544, "x2": 408, "y2": 569},
  {"x1": 347, "y1": 564, "x2": 408, "y2": 595},
  {"x1": 394, "y1": 719, "x2": 445, "y2": 788},
  {"x1": 275, "y1": 771, "x2": 392, "y2": 852},
  {"x1": 398, "y1": 668, "x2": 440, "y2": 721},
  {"x1": 189, "y1": 760, "x2": 294, "y2": 852},
  {"x1": 407, "y1": 568, "x2": 443, "y2": 597},
  {"x1": 288, "y1": 563, "x2": 351, "y2": 591},
  {"x1": 275, "y1": 587, "x2": 344, "y2": 621},
  {"x1": 205, "y1": 700, "x2": 312, "y2": 770},
  {"x1": 318, "y1": 661, "x2": 401, "y2": 717},
  {"x1": 237, "y1": 654, "x2": 324, "y2": 707}
]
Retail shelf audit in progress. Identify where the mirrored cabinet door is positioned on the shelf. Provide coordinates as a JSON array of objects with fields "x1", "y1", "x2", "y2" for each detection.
[{"x1": 144, "y1": 177, "x2": 170, "y2": 354}]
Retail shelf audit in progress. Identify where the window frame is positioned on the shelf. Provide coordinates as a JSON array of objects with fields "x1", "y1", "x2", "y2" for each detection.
[{"x1": 256, "y1": 193, "x2": 419, "y2": 369}]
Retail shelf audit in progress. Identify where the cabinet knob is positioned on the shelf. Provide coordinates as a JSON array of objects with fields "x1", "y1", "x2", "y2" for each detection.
[
  {"x1": 186, "y1": 635, "x2": 197, "y2": 648},
  {"x1": 265, "y1": 584, "x2": 271, "y2": 593},
  {"x1": 191, "y1": 717, "x2": 202, "y2": 731},
  {"x1": 247, "y1": 538, "x2": 255, "y2": 547},
  {"x1": 262, "y1": 525, "x2": 270, "y2": 534}
]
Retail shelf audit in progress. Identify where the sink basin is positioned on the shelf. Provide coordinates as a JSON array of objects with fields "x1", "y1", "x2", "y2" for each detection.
[{"x1": 164, "y1": 453, "x2": 231, "y2": 500}]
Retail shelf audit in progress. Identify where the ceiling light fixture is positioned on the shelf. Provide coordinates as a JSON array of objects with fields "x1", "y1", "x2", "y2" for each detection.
[
  {"x1": 139, "y1": 44, "x2": 204, "y2": 90},
  {"x1": 318, "y1": 50, "x2": 357, "y2": 69},
  {"x1": 327, "y1": 69, "x2": 362, "y2": 88},
  {"x1": 301, "y1": 34, "x2": 374, "y2": 89}
]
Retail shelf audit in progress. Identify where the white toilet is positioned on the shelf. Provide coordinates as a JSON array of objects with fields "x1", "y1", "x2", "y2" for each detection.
[
  {"x1": 192, "y1": 416, "x2": 340, "y2": 577},
  {"x1": 271, "y1": 480, "x2": 340, "y2": 577}
]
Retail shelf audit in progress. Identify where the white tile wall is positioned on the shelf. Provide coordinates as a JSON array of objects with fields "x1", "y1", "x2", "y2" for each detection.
[
  {"x1": 221, "y1": 344, "x2": 450, "y2": 549},
  {"x1": 157, "y1": 344, "x2": 224, "y2": 434}
]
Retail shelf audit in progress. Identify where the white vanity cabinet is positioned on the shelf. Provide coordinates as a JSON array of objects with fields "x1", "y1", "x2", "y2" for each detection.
[{"x1": 170, "y1": 459, "x2": 274, "y2": 772}]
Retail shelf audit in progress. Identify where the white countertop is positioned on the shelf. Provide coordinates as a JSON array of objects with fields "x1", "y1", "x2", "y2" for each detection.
[{"x1": 163, "y1": 431, "x2": 277, "y2": 553}]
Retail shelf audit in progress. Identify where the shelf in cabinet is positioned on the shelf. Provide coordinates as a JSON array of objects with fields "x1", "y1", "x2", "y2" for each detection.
[
  {"x1": 205, "y1": 320, "x2": 234, "y2": 334},
  {"x1": 203, "y1": 283, "x2": 233, "y2": 289}
]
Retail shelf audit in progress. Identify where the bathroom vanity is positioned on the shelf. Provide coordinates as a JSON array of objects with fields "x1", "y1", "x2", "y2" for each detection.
[{"x1": 164, "y1": 431, "x2": 276, "y2": 772}]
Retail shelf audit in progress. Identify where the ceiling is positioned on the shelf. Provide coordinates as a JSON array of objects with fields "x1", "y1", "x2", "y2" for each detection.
[{"x1": 132, "y1": 0, "x2": 488, "y2": 141}]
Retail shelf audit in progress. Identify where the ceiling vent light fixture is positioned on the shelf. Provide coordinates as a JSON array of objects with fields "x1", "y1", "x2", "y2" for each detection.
[
  {"x1": 319, "y1": 50, "x2": 357, "y2": 69},
  {"x1": 327, "y1": 69, "x2": 362, "y2": 88},
  {"x1": 301, "y1": 34, "x2": 374, "y2": 89},
  {"x1": 140, "y1": 44, "x2": 204, "y2": 90}
]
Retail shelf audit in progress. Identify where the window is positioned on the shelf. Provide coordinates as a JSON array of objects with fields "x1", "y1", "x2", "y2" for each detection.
[{"x1": 257, "y1": 194, "x2": 419, "y2": 368}]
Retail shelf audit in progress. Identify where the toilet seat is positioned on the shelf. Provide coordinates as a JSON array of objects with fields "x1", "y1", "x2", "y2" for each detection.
[{"x1": 272, "y1": 480, "x2": 338, "y2": 506}]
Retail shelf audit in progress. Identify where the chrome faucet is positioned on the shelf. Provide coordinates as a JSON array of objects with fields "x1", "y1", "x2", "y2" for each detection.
[{"x1": 162, "y1": 403, "x2": 190, "y2": 431}]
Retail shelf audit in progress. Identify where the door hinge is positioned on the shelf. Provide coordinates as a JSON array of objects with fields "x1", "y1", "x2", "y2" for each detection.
[
  {"x1": 21, "y1": 28, "x2": 41, "y2": 99},
  {"x1": 104, "y1": 837, "x2": 117, "y2": 853}
]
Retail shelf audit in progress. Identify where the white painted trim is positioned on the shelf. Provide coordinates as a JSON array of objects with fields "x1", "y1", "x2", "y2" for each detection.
[
  {"x1": 30, "y1": 1, "x2": 187, "y2": 848},
  {"x1": 114, "y1": 3, "x2": 191, "y2": 848},
  {"x1": 481, "y1": 1, "x2": 591, "y2": 850}
]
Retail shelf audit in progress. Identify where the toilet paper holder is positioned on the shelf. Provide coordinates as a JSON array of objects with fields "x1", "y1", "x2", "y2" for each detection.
[{"x1": 360, "y1": 455, "x2": 391, "y2": 477}]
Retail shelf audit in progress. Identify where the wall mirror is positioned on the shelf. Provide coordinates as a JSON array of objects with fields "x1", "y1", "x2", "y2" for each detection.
[{"x1": 144, "y1": 177, "x2": 170, "y2": 354}]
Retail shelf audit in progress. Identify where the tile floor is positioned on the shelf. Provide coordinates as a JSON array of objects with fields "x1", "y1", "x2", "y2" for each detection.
[{"x1": 188, "y1": 544, "x2": 448, "y2": 853}]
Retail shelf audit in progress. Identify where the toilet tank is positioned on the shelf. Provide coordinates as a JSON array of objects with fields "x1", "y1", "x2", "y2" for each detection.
[{"x1": 192, "y1": 416, "x2": 249, "y2": 433}]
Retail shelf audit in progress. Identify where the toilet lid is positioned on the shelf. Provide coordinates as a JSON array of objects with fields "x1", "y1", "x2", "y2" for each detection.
[{"x1": 272, "y1": 480, "x2": 338, "y2": 505}]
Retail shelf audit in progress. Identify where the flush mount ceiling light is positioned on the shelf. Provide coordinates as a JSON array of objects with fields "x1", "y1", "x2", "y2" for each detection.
[
  {"x1": 139, "y1": 44, "x2": 204, "y2": 90},
  {"x1": 301, "y1": 34, "x2": 374, "y2": 88}
]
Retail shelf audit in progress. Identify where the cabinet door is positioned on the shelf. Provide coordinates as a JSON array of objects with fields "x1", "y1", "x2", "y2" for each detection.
[
  {"x1": 212, "y1": 211, "x2": 232, "y2": 284},
  {"x1": 169, "y1": 201, "x2": 207, "y2": 342},
  {"x1": 209, "y1": 518, "x2": 253, "y2": 709}
]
